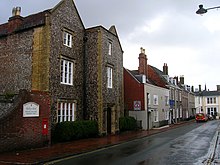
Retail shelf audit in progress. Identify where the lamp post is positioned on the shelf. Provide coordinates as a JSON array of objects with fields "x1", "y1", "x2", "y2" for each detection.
[{"x1": 196, "y1": 4, "x2": 220, "y2": 14}]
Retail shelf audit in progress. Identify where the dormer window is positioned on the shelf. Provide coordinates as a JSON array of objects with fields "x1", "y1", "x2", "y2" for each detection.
[{"x1": 63, "y1": 31, "x2": 72, "y2": 48}]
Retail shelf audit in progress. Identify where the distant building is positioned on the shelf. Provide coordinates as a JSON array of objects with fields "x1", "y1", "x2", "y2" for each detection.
[
  {"x1": 149, "y1": 64, "x2": 183, "y2": 124},
  {"x1": 124, "y1": 47, "x2": 195, "y2": 130},
  {"x1": 177, "y1": 77, "x2": 196, "y2": 119},
  {"x1": 195, "y1": 85, "x2": 220, "y2": 118}
]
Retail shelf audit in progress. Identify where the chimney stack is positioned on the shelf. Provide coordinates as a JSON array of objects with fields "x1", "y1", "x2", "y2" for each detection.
[
  {"x1": 138, "y1": 47, "x2": 148, "y2": 77},
  {"x1": 163, "y1": 63, "x2": 168, "y2": 75},
  {"x1": 8, "y1": 7, "x2": 23, "y2": 33},
  {"x1": 191, "y1": 86, "x2": 194, "y2": 92},
  {"x1": 217, "y1": 85, "x2": 220, "y2": 91},
  {"x1": 199, "y1": 85, "x2": 201, "y2": 92},
  {"x1": 174, "y1": 76, "x2": 178, "y2": 85},
  {"x1": 180, "y1": 75, "x2": 184, "y2": 85}
]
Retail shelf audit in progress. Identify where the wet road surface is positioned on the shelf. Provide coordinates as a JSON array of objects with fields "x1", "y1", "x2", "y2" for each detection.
[{"x1": 47, "y1": 120, "x2": 220, "y2": 165}]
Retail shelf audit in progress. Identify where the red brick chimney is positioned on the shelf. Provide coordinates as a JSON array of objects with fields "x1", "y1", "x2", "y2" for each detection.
[
  {"x1": 138, "y1": 47, "x2": 148, "y2": 77},
  {"x1": 8, "y1": 7, "x2": 23, "y2": 33},
  {"x1": 163, "y1": 63, "x2": 168, "y2": 75}
]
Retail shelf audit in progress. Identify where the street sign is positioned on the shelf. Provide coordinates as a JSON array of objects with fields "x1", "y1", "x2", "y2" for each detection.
[{"x1": 134, "y1": 101, "x2": 141, "y2": 110}]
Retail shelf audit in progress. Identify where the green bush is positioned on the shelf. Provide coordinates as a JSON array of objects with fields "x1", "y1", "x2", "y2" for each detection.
[
  {"x1": 53, "y1": 120, "x2": 98, "y2": 142},
  {"x1": 119, "y1": 116, "x2": 137, "y2": 132}
]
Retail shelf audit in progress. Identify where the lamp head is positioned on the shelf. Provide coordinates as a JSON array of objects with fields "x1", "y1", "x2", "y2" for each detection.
[{"x1": 196, "y1": 4, "x2": 208, "y2": 14}]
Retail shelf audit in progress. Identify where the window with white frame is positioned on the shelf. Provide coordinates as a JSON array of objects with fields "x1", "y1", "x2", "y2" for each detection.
[
  {"x1": 179, "y1": 92, "x2": 182, "y2": 101},
  {"x1": 207, "y1": 97, "x2": 217, "y2": 104},
  {"x1": 57, "y1": 101, "x2": 75, "y2": 122},
  {"x1": 147, "y1": 93, "x2": 151, "y2": 105},
  {"x1": 175, "y1": 90, "x2": 178, "y2": 100},
  {"x1": 61, "y1": 58, "x2": 74, "y2": 85},
  {"x1": 180, "y1": 107, "x2": 183, "y2": 118},
  {"x1": 176, "y1": 108, "x2": 179, "y2": 118},
  {"x1": 63, "y1": 31, "x2": 73, "y2": 47},
  {"x1": 154, "y1": 110, "x2": 158, "y2": 122},
  {"x1": 107, "y1": 67, "x2": 113, "y2": 88},
  {"x1": 108, "y1": 42, "x2": 112, "y2": 55},
  {"x1": 165, "y1": 96, "x2": 169, "y2": 105},
  {"x1": 153, "y1": 95, "x2": 158, "y2": 105}
]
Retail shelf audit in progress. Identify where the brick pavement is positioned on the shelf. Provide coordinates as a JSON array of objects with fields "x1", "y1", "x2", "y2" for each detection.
[{"x1": 0, "y1": 121, "x2": 194, "y2": 165}]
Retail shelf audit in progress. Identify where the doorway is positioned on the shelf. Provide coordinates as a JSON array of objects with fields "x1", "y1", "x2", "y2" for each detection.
[{"x1": 107, "y1": 107, "x2": 112, "y2": 134}]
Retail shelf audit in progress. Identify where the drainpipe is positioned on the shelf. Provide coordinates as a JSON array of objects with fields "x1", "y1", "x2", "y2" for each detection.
[{"x1": 147, "y1": 93, "x2": 149, "y2": 130}]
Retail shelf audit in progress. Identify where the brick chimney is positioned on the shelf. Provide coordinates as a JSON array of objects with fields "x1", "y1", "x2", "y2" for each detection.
[
  {"x1": 174, "y1": 76, "x2": 178, "y2": 85},
  {"x1": 180, "y1": 75, "x2": 184, "y2": 85},
  {"x1": 8, "y1": 7, "x2": 23, "y2": 33},
  {"x1": 163, "y1": 63, "x2": 168, "y2": 75},
  {"x1": 138, "y1": 47, "x2": 148, "y2": 77},
  {"x1": 217, "y1": 85, "x2": 220, "y2": 91},
  {"x1": 191, "y1": 86, "x2": 194, "y2": 92}
]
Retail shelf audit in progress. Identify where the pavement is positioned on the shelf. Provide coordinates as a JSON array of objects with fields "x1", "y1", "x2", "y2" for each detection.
[{"x1": 0, "y1": 120, "x2": 195, "y2": 165}]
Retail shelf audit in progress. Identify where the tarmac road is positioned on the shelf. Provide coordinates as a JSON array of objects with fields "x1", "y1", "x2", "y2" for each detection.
[{"x1": 47, "y1": 120, "x2": 220, "y2": 165}]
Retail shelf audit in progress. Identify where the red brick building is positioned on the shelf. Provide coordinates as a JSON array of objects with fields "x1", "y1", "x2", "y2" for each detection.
[{"x1": 124, "y1": 48, "x2": 171, "y2": 129}]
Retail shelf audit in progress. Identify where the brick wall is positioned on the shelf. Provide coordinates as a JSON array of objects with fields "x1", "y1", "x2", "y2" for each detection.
[
  {"x1": 148, "y1": 65, "x2": 167, "y2": 88},
  {"x1": 0, "y1": 90, "x2": 50, "y2": 152},
  {"x1": 124, "y1": 68, "x2": 145, "y2": 111}
]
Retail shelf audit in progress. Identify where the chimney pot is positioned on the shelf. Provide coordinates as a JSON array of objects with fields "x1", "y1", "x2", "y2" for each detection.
[
  {"x1": 12, "y1": 7, "x2": 21, "y2": 16},
  {"x1": 140, "y1": 47, "x2": 145, "y2": 54}
]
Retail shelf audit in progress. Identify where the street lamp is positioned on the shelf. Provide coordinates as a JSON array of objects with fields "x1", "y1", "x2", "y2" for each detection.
[{"x1": 196, "y1": 4, "x2": 220, "y2": 15}]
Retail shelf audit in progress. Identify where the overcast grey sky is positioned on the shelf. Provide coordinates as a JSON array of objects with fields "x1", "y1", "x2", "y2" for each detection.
[{"x1": 1, "y1": 0, "x2": 220, "y2": 91}]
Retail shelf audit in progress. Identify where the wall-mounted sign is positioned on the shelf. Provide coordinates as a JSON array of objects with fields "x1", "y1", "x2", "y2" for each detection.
[
  {"x1": 134, "y1": 101, "x2": 141, "y2": 110},
  {"x1": 23, "y1": 102, "x2": 39, "y2": 117},
  {"x1": 169, "y1": 100, "x2": 175, "y2": 108}
]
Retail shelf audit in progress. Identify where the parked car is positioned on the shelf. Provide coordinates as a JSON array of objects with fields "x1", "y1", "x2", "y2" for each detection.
[{"x1": 195, "y1": 113, "x2": 208, "y2": 122}]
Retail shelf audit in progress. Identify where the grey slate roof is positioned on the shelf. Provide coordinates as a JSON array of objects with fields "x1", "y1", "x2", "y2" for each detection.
[{"x1": 194, "y1": 90, "x2": 220, "y2": 96}]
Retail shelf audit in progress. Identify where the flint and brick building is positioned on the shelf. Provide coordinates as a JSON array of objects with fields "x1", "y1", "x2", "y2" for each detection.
[{"x1": 0, "y1": 0, "x2": 123, "y2": 151}]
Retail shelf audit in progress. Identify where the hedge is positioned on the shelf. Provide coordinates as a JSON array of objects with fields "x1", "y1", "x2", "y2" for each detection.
[
  {"x1": 119, "y1": 116, "x2": 137, "y2": 132},
  {"x1": 53, "y1": 120, "x2": 98, "y2": 142}
]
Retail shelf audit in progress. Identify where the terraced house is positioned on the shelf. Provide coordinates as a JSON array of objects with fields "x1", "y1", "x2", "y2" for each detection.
[
  {"x1": 124, "y1": 48, "x2": 195, "y2": 130},
  {"x1": 124, "y1": 48, "x2": 170, "y2": 130},
  {"x1": 195, "y1": 85, "x2": 220, "y2": 119},
  {"x1": 0, "y1": 0, "x2": 123, "y2": 151}
]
